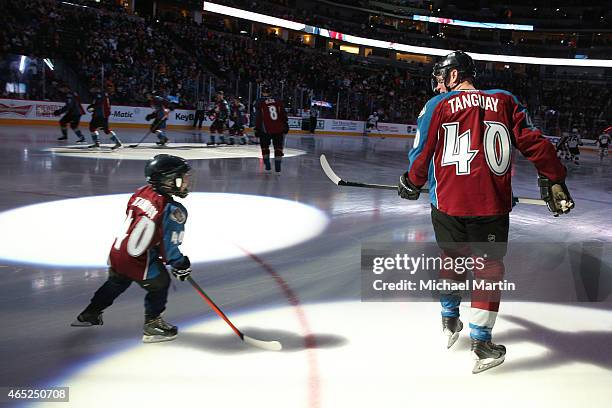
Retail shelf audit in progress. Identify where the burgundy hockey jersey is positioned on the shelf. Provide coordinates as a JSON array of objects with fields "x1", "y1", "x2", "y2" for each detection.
[
  {"x1": 408, "y1": 89, "x2": 566, "y2": 216},
  {"x1": 109, "y1": 185, "x2": 188, "y2": 280},
  {"x1": 254, "y1": 97, "x2": 288, "y2": 135}
]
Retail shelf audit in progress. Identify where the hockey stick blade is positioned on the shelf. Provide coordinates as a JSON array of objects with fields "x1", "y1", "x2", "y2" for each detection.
[
  {"x1": 243, "y1": 335, "x2": 283, "y2": 351},
  {"x1": 320, "y1": 154, "x2": 342, "y2": 185},
  {"x1": 187, "y1": 276, "x2": 282, "y2": 351},
  {"x1": 320, "y1": 154, "x2": 401, "y2": 190},
  {"x1": 320, "y1": 154, "x2": 545, "y2": 206},
  {"x1": 128, "y1": 131, "x2": 152, "y2": 148}
]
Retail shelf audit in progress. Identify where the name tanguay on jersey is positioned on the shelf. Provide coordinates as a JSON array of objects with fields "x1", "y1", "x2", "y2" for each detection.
[
  {"x1": 448, "y1": 94, "x2": 499, "y2": 114},
  {"x1": 132, "y1": 197, "x2": 159, "y2": 219}
]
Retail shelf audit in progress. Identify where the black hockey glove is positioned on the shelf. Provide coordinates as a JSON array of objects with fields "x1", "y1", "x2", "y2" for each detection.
[
  {"x1": 538, "y1": 175, "x2": 575, "y2": 217},
  {"x1": 170, "y1": 256, "x2": 191, "y2": 281},
  {"x1": 53, "y1": 109, "x2": 62, "y2": 116},
  {"x1": 145, "y1": 112, "x2": 156, "y2": 121},
  {"x1": 86, "y1": 105, "x2": 95, "y2": 113},
  {"x1": 283, "y1": 122, "x2": 289, "y2": 134},
  {"x1": 398, "y1": 171, "x2": 420, "y2": 200}
]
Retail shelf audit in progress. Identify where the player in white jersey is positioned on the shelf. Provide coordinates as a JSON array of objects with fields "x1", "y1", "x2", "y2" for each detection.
[
  {"x1": 366, "y1": 112, "x2": 380, "y2": 132},
  {"x1": 567, "y1": 128, "x2": 582, "y2": 165},
  {"x1": 597, "y1": 131, "x2": 611, "y2": 160}
]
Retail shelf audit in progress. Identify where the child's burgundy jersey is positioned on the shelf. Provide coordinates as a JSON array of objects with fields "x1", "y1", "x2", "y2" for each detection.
[
  {"x1": 408, "y1": 89, "x2": 566, "y2": 216},
  {"x1": 109, "y1": 185, "x2": 187, "y2": 280}
]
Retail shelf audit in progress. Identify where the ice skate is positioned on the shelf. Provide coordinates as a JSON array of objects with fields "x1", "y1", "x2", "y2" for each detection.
[
  {"x1": 71, "y1": 310, "x2": 103, "y2": 327},
  {"x1": 143, "y1": 316, "x2": 178, "y2": 343},
  {"x1": 89, "y1": 141, "x2": 101, "y2": 148},
  {"x1": 442, "y1": 316, "x2": 463, "y2": 349},
  {"x1": 471, "y1": 338, "x2": 506, "y2": 374},
  {"x1": 111, "y1": 140, "x2": 123, "y2": 150},
  {"x1": 76, "y1": 136, "x2": 86, "y2": 143},
  {"x1": 156, "y1": 135, "x2": 168, "y2": 146}
]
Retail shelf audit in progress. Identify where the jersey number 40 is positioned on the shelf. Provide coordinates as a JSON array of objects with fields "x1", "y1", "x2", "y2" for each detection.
[
  {"x1": 441, "y1": 121, "x2": 512, "y2": 176},
  {"x1": 114, "y1": 210, "x2": 156, "y2": 257}
]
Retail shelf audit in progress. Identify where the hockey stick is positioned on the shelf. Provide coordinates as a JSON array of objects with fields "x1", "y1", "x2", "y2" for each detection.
[
  {"x1": 320, "y1": 154, "x2": 546, "y2": 206},
  {"x1": 186, "y1": 276, "x2": 282, "y2": 351},
  {"x1": 128, "y1": 130, "x2": 152, "y2": 148}
]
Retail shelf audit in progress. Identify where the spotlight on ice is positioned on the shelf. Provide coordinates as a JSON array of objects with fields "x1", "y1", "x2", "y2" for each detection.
[{"x1": 0, "y1": 193, "x2": 329, "y2": 267}]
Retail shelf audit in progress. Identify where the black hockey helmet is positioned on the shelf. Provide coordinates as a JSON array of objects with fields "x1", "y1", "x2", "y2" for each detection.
[
  {"x1": 261, "y1": 83, "x2": 271, "y2": 96},
  {"x1": 145, "y1": 154, "x2": 193, "y2": 198},
  {"x1": 431, "y1": 51, "x2": 476, "y2": 93}
]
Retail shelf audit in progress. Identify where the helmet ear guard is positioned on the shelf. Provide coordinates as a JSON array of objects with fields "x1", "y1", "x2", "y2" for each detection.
[{"x1": 145, "y1": 154, "x2": 193, "y2": 198}]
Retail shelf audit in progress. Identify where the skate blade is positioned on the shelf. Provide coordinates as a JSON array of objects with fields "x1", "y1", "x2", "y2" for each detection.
[
  {"x1": 443, "y1": 321, "x2": 463, "y2": 349},
  {"x1": 142, "y1": 334, "x2": 178, "y2": 344},
  {"x1": 70, "y1": 319, "x2": 98, "y2": 327},
  {"x1": 445, "y1": 331, "x2": 460, "y2": 349},
  {"x1": 471, "y1": 354, "x2": 505, "y2": 374}
]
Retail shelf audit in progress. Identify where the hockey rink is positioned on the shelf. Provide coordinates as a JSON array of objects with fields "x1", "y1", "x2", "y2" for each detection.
[{"x1": 0, "y1": 125, "x2": 611, "y2": 407}]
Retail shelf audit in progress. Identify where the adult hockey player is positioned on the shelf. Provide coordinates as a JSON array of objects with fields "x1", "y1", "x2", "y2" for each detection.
[
  {"x1": 229, "y1": 97, "x2": 248, "y2": 145},
  {"x1": 597, "y1": 129, "x2": 611, "y2": 160},
  {"x1": 54, "y1": 83, "x2": 86, "y2": 143},
  {"x1": 366, "y1": 111, "x2": 380, "y2": 133},
  {"x1": 556, "y1": 131, "x2": 570, "y2": 160},
  {"x1": 72, "y1": 154, "x2": 193, "y2": 343},
  {"x1": 207, "y1": 91, "x2": 230, "y2": 145},
  {"x1": 254, "y1": 85, "x2": 289, "y2": 173},
  {"x1": 397, "y1": 51, "x2": 574, "y2": 373},
  {"x1": 87, "y1": 85, "x2": 122, "y2": 149},
  {"x1": 567, "y1": 128, "x2": 582, "y2": 165},
  {"x1": 145, "y1": 92, "x2": 170, "y2": 146}
]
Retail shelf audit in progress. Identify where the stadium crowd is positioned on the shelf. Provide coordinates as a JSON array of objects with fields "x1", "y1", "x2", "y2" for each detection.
[{"x1": 0, "y1": 0, "x2": 609, "y2": 134}]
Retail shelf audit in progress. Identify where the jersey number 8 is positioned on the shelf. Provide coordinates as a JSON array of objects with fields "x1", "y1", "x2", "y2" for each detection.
[{"x1": 268, "y1": 105, "x2": 278, "y2": 120}]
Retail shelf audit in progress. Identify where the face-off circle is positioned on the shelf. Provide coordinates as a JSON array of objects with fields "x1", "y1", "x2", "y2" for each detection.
[{"x1": 47, "y1": 144, "x2": 306, "y2": 161}]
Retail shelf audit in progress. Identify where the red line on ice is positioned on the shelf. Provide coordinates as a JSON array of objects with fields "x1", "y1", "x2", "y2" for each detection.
[{"x1": 238, "y1": 245, "x2": 321, "y2": 408}]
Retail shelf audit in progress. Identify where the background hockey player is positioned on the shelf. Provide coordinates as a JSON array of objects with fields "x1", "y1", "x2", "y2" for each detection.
[
  {"x1": 366, "y1": 111, "x2": 380, "y2": 133},
  {"x1": 193, "y1": 97, "x2": 206, "y2": 130},
  {"x1": 567, "y1": 128, "x2": 582, "y2": 165},
  {"x1": 556, "y1": 131, "x2": 570, "y2": 160},
  {"x1": 254, "y1": 85, "x2": 289, "y2": 173},
  {"x1": 87, "y1": 84, "x2": 122, "y2": 149},
  {"x1": 308, "y1": 105, "x2": 319, "y2": 134},
  {"x1": 145, "y1": 92, "x2": 170, "y2": 146},
  {"x1": 72, "y1": 154, "x2": 194, "y2": 343},
  {"x1": 397, "y1": 51, "x2": 574, "y2": 373},
  {"x1": 597, "y1": 128, "x2": 611, "y2": 160},
  {"x1": 229, "y1": 96, "x2": 248, "y2": 145},
  {"x1": 54, "y1": 83, "x2": 86, "y2": 143},
  {"x1": 207, "y1": 91, "x2": 230, "y2": 145}
]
